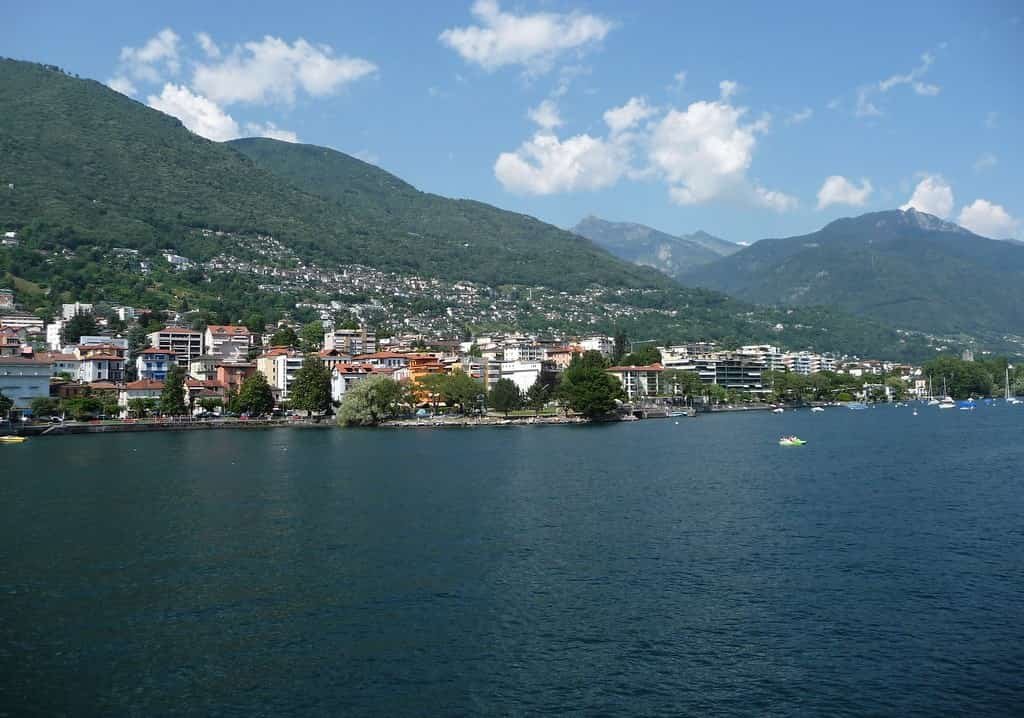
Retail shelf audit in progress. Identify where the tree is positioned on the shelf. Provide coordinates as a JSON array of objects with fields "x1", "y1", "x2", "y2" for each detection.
[
  {"x1": 300, "y1": 321, "x2": 324, "y2": 353},
  {"x1": 663, "y1": 369, "x2": 703, "y2": 398},
  {"x1": 198, "y1": 397, "x2": 222, "y2": 414},
  {"x1": 525, "y1": 380, "x2": 550, "y2": 414},
  {"x1": 63, "y1": 395, "x2": 102, "y2": 421},
  {"x1": 620, "y1": 345, "x2": 662, "y2": 366},
  {"x1": 30, "y1": 397, "x2": 60, "y2": 417},
  {"x1": 236, "y1": 371, "x2": 275, "y2": 416},
  {"x1": 244, "y1": 312, "x2": 266, "y2": 334},
  {"x1": 613, "y1": 329, "x2": 628, "y2": 364},
  {"x1": 416, "y1": 373, "x2": 448, "y2": 413},
  {"x1": 560, "y1": 354, "x2": 625, "y2": 419},
  {"x1": 269, "y1": 325, "x2": 299, "y2": 348},
  {"x1": 442, "y1": 370, "x2": 483, "y2": 414},
  {"x1": 160, "y1": 365, "x2": 187, "y2": 415},
  {"x1": 290, "y1": 355, "x2": 332, "y2": 416},
  {"x1": 923, "y1": 356, "x2": 994, "y2": 399},
  {"x1": 0, "y1": 390, "x2": 13, "y2": 419},
  {"x1": 61, "y1": 311, "x2": 99, "y2": 345},
  {"x1": 337, "y1": 375, "x2": 403, "y2": 426},
  {"x1": 127, "y1": 398, "x2": 156, "y2": 418},
  {"x1": 489, "y1": 378, "x2": 522, "y2": 416}
]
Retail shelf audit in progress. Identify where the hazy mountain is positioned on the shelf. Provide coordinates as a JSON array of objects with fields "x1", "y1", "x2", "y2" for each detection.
[
  {"x1": 571, "y1": 216, "x2": 738, "y2": 279},
  {"x1": 684, "y1": 208, "x2": 1024, "y2": 336}
]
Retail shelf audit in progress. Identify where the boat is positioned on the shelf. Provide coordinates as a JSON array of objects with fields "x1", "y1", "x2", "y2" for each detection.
[
  {"x1": 846, "y1": 402, "x2": 868, "y2": 410},
  {"x1": 778, "y1": 436, "x2": 806, "y2": 446},
  {"x1": 912, "y1": 409, "x2": 918, "y2": 416},
  {"x1": 810, "y1": 407, "x2": 825, "y2": 413},
  {"x1": 772, "y1": 407, "x2": 784, "y2": 414},
  {"x1": 0, "y1": 436, "x2": 27, "y2": 444},
  {"x1": 938, "y1": 397, "x2": 956, "y2": 409}
]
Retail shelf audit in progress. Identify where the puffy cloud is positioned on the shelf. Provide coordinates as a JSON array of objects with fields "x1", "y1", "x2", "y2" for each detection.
[
  {"x1": 494, "y1": 132, "x2": 629, "y2": 194},
  {"x1": 527, "y1": 99, "x2": 563, "y2": 130},
  {"x1": 603, "y1": 96, "x2": 654, "y2": 134},
  {"x1": 719, "y1": 80, "x2": 739, "y2": 99},
  {"x1": 973, "y1": 152, "x2": 997, "y2": 172},
  {"x1": 147, "y1": 83, "x2": 240, "y2": 142},
  {"x1": 816, "y1": 175, "x2": 873, "y2": 209},
  {"x1": 648, "y1": 100, "x2": 756, "y2": 205},
  {"x1": 193, "y1": 36, "x2": 377, "y2": 105},
  {"x1": 786, "y1": 107, "x2": 813, "y2": 125},
  {"x1": 439, "y1": 0, "x2": 613, "y2": 73},
  {"x1": 957, "y1": 199, "x2": 1019, "y2": 238},
  {"x1": 196, "y1": 32, "x2": 221, "y2": 59},
  {"x1": 753, "y1": 186, "x2": 799, "y2": 212},
  {"x1": 117, "y1": 28, "x2": 181, "y2": 84},
  {"x1": 245, "y1": 121, "x2": 299, "y2": 143},
  {"x1": 106, "y1": 76, "x2": 137, "y2": 96},
  {"x1": 900, "y1": 175, "x2": 954, "y2": 218}
]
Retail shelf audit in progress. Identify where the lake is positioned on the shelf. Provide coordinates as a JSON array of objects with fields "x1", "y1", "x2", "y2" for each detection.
[{"x1": 2, "y1": 405, "x2": 1023, "y2": 716}]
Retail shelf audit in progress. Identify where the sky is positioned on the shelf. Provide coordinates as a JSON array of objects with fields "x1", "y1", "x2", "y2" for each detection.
[{"x1": 5, "y1": 1, "x2": 1023, "y2": 242}]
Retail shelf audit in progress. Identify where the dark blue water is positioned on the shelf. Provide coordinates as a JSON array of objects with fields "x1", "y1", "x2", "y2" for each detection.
[{"x1": 2, "y1": 406, "x2": 1023, "y2": 716}]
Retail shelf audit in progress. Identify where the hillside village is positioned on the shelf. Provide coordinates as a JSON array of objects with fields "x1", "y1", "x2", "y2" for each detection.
[{"x1": 0, "y1": 284, "x2": 947, "y2": 422}]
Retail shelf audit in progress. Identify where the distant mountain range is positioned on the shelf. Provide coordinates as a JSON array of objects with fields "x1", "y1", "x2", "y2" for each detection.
[
  {"x1": 571, "y1": 216, "x2": 738, "y2": 279},
  {"x1": 681, "y1": 208, "x2": 1024, "y2": 338}
]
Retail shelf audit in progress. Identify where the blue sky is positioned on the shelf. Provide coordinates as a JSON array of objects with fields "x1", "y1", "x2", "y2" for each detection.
[{"x1": 6, "y1": 1, "x2": 1023, "y2": 242}]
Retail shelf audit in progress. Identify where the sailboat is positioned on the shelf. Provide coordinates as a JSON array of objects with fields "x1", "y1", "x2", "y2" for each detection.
[
  {"x1": 938, "y1": 377, "x2": 956, "y2": 409},
  {"x1": 1006, "y1": 366, "x2": 1020, "y2": 405},
  {"x1": 926, "y1": 375, "x2": 940, "y2": 405}
]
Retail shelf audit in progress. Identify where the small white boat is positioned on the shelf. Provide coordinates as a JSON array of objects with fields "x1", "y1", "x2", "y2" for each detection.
[
  {"x1": 772, "y1": 408, "x2": 784, "y2": 414},
  {"x1": 810, "y1": 407, "x2": 825, "y2": 413},
  {"x1": 938, "y1": 397, "x2": 956, "y2": 410}
]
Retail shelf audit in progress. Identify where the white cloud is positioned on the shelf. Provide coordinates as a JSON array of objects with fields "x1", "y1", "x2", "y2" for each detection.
[
  {"x1": 855, "y1": 86, "x2": 882, "y2": 117},
  {"x1": 669, "y1": 70, "x2": 687, "y2": 92},
  {"x1": 193, "y1": 35, "x2": 377, "y2": 105},
  {"x1": 439, "y1": 0, "x2": 613, "y2": 73},
  {"x1": 196, "y1": 32, "x2": 221, "y2": 59},
  {"x1": 973, "y1": 152, "x2": 998, "y2": 172},
  {"x1": 753, "y1": 186, "x2": 799, "y2": 212},
  {"x1": 107, "y1": 76, "x2": 137, "y2": 96},
  {"x1": 245, "y1": 121, "x2": 299, "y2": 143},
  {"x1": 816, "y1": 175, "x2": 873, "y2": 209},
  {"x1": 913, "y1": 82, "x2": 940, "y2": 96},
  {"x1": 719, "y1": 80, "x2": 739, "y2": 99},
  {"x1": 494, "y1": 132, "x2": 629, "y2": 194},
  {"x1": 786, "y1": 107, "x2": 813, "y2": 125},
  {"x1": 527, "y1": 99, "x2": 563, "y2": 130},
  {"x1": 147, "y1": 83, "x2": 240, "y2": 142},
  {"x1": 117, "y1": 28, "x2": 182, "y2": 84},
  {"x1": 603, "y1": 96, "x2": 654, "y2": 134},
  {"x1": 649, "y1": 100, "x2": 758, "y2": 205},
  {"x1": 900, "y1": 175, "x2": 954, "y2": 218},
  {"x1": 879, "y1": 51, "x2": 935, "y2": 92},
  {"x1": 957, "y1": 199, "x2": 1019, "y2": 238}
]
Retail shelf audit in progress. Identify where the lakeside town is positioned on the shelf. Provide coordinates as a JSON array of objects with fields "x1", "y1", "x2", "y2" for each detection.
[{"x1": 2, "y1": 285, "x2": 1011, "y2": 433}]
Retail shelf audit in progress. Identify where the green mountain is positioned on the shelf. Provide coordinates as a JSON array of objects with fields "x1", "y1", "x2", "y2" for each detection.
[
  {"x1": 571, "y1": 216, "x2": 737, "y2": 279},
  {"x1": 0, "y1": 58, "x2": 666, "y2": 293},
  {"x1": 0, "y1": 59, "x2": 960, "y2": 360},
  {"x1": 683, "y1": 208, "x2": 1024, "y2": 337}
]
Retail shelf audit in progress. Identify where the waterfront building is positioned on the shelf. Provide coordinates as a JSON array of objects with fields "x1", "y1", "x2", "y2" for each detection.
[
  {"x1": 39, "y1": 351, "x2": 81, "y2": 378},
  {"x1": 136, "y1": 347, "x2": 175, "y2": 381},
  {"x1": 255, "y1": 347, "x2": 304, "y2": 400},
  {"x1": 738, "y1": 345, "x2": 785, "y2": 372},
  {"x1": 0, "y1": 357, "x2": 52, "y2": 417},
  {"x1": 204, "y1": 325, "x2": 254, "y2": 362},
  {"x1": 184, "y1": 378, "x2": 227, "y2": 409},
  {"x1": 78, "y1": 355, "x2": 126, "y2": 383},
  {"x1": 147, "y1": 327, "x2": 204, "y2": 367},
  {"x1": 500, "y1": 360, "x2": 543, "y2": 394},
  {"x1": 580, "y1": 335, "x2": 613, "y2": 357},
  {"x1": 502, "y1": 341, "x2": 545, "y2": 363},
  {"x1": 330, "y1": 363, "x2": 375, "y2": 403},
  {"x1": 215, "y1": 362, "x2": 256, "y2": 394},
  {"x1": 606, "y1": 364, "x2": 664, "y2": 400},
  {"x1": 323, "y1": 327, "x2": 377, "y2": 355},
  {"x1": 119, "y1": 379, "x2": 164, "y2": 411},
  {"x1": 188, "y1": 355, "x2": 219, "y2": 381},
  {"x1": 459, "y1": 356, "x2": 502, "y2": 392},
  {"x1": 352, "y1": 351, "x2": 408, "y2": 370}
]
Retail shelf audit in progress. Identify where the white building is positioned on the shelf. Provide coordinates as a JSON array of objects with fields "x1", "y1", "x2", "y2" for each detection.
[
  {"x1": 0, "y1": 289, "x2": 13, "y2": 309},
  {"x1": 204, "y1": 325, "x2": 253, "y2": 361},
  {"x1": 147, "y1": 327, "x2": 204, "y2": 367},
  {"x1": 136, "y1": 348, "x2": 176, "y2": 381},
  {"x1": 79, "y1": 355, "x2": 126, "y2": 383},
  {"x1": 502, "y1": 342, "x2": 545, "y2": 363},
  {"x1": 46, "y1": 321, "x2": 64, "y2": 350},
  {"x1": 330, "y1": 364, "x2": 374, "y2": 403},
  {"x1": 324, "y1": 327, "x2": 377, "y2": 355},
  {"x1": 580, "y1": 336, "x2": 613, "y2": 357},
  {"x1": 61, "y1": 302, "x2": 93, "y2": 321},
  {"x1": 500, "y1": 360, "x2": 542, "y2": 394},
  {"x1": 738, "y1": 345, "x2": 785, "y2": 372},
  {"x1": 0, "y1": 312, "x2": 44, "y2": 333},
  {"x1": 255, "y1": 348, "x2": 305, "y2": 399}
]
